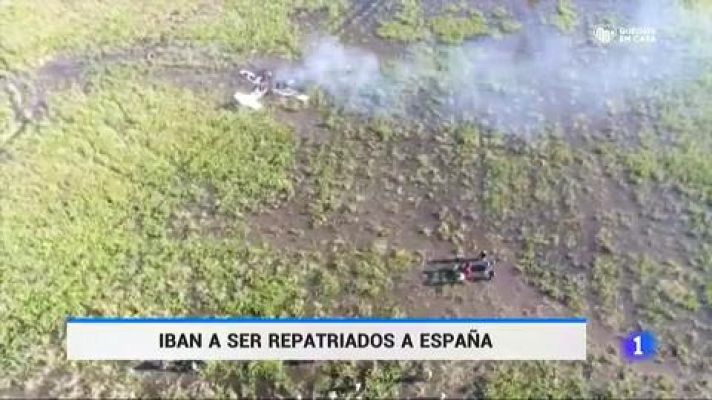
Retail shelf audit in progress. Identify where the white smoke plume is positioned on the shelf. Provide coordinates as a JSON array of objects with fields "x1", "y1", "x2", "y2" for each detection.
[{"x1": 279, "y1": 0, "x2": 712, "y2": 134}]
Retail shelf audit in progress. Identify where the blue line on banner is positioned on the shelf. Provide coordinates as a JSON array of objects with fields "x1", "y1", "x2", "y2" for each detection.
[{"x1": 67, "y1": 317, "x2": 587, "y2": 324}]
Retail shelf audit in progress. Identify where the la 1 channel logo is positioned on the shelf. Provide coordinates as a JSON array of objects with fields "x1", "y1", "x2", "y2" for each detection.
[{"x1": 621, "y1": 331, "x2": 656, "y2": 362}]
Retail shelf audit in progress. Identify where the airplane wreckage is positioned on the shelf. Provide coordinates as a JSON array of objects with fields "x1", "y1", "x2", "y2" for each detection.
[{"x1": 234, "y1": 69, "x2": 309, "y2": 110}]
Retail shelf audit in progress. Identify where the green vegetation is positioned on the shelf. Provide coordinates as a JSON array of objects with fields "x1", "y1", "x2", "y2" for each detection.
[
  {"x1": 628, "y1": 255, "x2": 702, "y2": 324},
  {"x1": 430, "y1": 10, "x2": 489, "y2": 44},
  {"x1": 376, "y1": 0, "x2": 427, "y2": 43},
  {"x1": 377, "y1": 3, "x2": 520, "y2": 44},
  {"x1": 620, "y1": 66, "x2": 712, "y2": 324},
  {"x1": 484, "y1": 363, "x2": 587, "y2": 399},
  {"x1": 481, "y1": 357, "x2": 672, "y2": 398},
  {"x1": 491, "y1": 6, "x2": 523, "y2": 35},
  {"x1": 591, "y1": 255, "x2": 620, "y2": 311},
  {"x1": 360, "y1": 363, "x2": 403, "y2": 398},
  {"x1": 0, "y1": 1, "x2": 201, "y2": 69},
  {"x1": 481, "y1": 134, "x2": 578, "y2": 221},
  {"x1": 311, "y1": 361, "x2": 405, "y2": 398},
  {"x1": 0, "y1": 67, "x2": 415, "y2": 391},
  {"x1": 660, "y1": 279, "x2": 699, "y2": 312},
  {"x1": 626, "y1": 71, "x2": 712, "y2": 203},
  {"x1": 0, "y1": 68, "x2": 296, "y2": 370},
  {"x1": 551, "y1": 0, "x2": 579, "y2": 33},
  {"x1": 300, "y1": 0, "x2": 349, "y2": 24},
  {"x1": 518, "y1": 234, "x2": 585, "y2": 312},
  {"x1": 183, "y1": 0, "x2": 343, "y2": 56},
  {"x1": 2, "y1": 0, "x2": 711, "y2": 397},
  {"x1": 199, "y1": 360, "x2": 291, "y2": 397},
  {"x1": 305, "y1": 140, "x2": 358, "y2": 225},
  {"x1": 0, "y1": 0, "x2": 342, "y2": 70}
]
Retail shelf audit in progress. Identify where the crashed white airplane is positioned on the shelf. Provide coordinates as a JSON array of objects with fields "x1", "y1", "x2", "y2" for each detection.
[
  {"x1": 234, "y1": 69, "x2": 309, "y2": 110},
  {"x1": 233, "y1": 91, "x2": 265, "y2": 110}
]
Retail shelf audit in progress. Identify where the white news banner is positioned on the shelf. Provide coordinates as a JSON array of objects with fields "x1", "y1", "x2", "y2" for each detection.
[{"x1": 66, "y1": 318, "x2": 587, "y2": 361}]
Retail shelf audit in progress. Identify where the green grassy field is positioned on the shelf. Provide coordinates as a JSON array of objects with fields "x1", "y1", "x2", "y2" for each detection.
[
  {"x1": 376, "y1": 1, "x2": 519, "y2": 44},
  {"x1": 0, "y1": 66, "x2": 414, "y2": 395},
  {"x1": 1, "y1": 0, "x2": 712, "y2": 398},
  {"x1": 0, "y1": 0, "x2": 343, "y2": 70},
  {"x1": 0, "y1": 68, "x2": 294, "y2": 365},
  {"x1": 0, "y1": 1, "x2": 200, "y2": 69}
]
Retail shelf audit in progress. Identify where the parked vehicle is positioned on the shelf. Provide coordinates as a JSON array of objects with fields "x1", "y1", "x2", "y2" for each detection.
[{"x1": 422, "y1": 253, "x2": 496, "y2": 286}]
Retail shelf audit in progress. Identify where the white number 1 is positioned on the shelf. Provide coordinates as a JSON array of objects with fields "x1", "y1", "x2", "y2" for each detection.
[{"x1": 633, "y1": 335, "x2": 643, "y2": 355}]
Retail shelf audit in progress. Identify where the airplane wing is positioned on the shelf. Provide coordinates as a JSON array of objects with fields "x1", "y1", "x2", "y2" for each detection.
[{"x1": 234, "y1": 91, "x2": 264, "y2": 110}]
